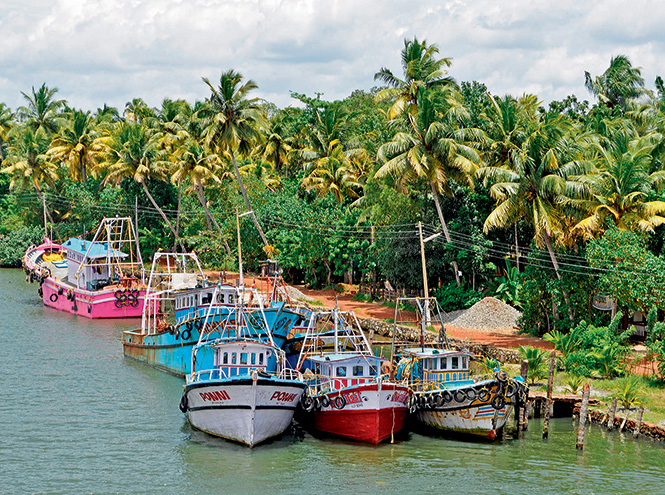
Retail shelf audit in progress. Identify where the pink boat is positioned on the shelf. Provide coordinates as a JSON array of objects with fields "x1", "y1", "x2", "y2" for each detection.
[{"x1": 23, "y1": 217, "x2": 148, "y2": 319}]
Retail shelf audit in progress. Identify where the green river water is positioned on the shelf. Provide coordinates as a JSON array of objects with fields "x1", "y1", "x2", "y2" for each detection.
[{"x1": 1, "y1": 268, "x2": 665, "y2": 495}]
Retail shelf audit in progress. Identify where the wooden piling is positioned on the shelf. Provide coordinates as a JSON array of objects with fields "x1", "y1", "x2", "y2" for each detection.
[
  {"x1": 634, "y1": 405, "x2": 644, "y2": 438},
  {"x1": 542, "y1": 351, "x2": 556, "y2": 439},
  {"x1": 519, "y1": 359, "x2": 529, "y2": 431},
  {"x1": 607, "y1": 398, "x2": 617, "y2": 430},
  {"x1": 576, "y1": 383, "x2": 591, "y2": 450}
]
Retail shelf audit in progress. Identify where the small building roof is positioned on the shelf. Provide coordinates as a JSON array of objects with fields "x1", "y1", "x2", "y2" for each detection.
[{"x1": 62, "y1": 238, "x2": 127, "y2": 260}]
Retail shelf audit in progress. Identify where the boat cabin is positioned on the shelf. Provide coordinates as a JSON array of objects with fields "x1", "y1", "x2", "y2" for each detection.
[
  {"x1": 62, "y1": 238, "x2": 128, "y2": 290},
  {"x1": 405, "y1": 348, "x2": 474, "y2": 390},
  {"x1": 212, "y1": 341, "x2": 278, "y2": 378},
  {"x1": 174, "y1": 285, "x2": 237, "y2": 322},
  {"x1": 306, "y1": 354, "x2": 380, "y2": 392}
]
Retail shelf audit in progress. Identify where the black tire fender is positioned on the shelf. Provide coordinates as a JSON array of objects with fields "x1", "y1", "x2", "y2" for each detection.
[
  {"x1": 466, "y1": 388, "x2": 477, "y2": 401},
  {"x1": 454, "y1": 390, "x2": 467, "y2": 403},
  {"x1": 49, "y1": 292, "x2": 58, "y2": 303},
  {"x1": 491, "y1": 394, "x2": 506, "y2": 410},
  {"x1": 179, "y1": 394, "x2": 188, "y2": 413},
  {"x1": 181, "y1": 329, "x2": 191, "y2": 341},
  {"x1": 333, "y1": 395, "x2": 346, "y2": 410},
  {"x1": 496, "y1": 370, "x2": 509, "y2": 383},
  {"x1": 478, "y1": 388, "x2": 491, "y2": 402},
  {"x1": 320, "y1": 395, "x2": 331, "y2": 408},
  {"x1": 302, "y1": 396, "x2": 315, "y2": 412},
  {"x1": 433, "y1": 393, "x2": 444, "y2": 407},
  {"x1": 442, "y1": 390, "x2": 453, "y2": 403}
]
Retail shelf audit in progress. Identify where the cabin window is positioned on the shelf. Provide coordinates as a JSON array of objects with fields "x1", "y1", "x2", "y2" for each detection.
[
  {"x1": 462, "y1": 357, "x2": 467, "y2": 369},
  {"x1": 422, "y1": 360, "x2": 427, "y2": 370},
  {"x1": 231, "y1": 352, "x2": 237, "y2": 364},
  {"x1": 336, "y1": 366, "x2": 347, "y2": 377},
  {"x1": 353, "y1": 365, "x2": 364, "y2": 377},
  {"x1": 369, "y1": 365, "x2": 377, "y2": 376},
  {"x1": 451, "y1": 356, "x2": 459, "y2": 369},
  {"x1": 453, "y1": 372, "x2": 457, "y2": 380},
  {"x1": 240, "y1": 353, "x2": 247, "y2": 365},
  {"x1": 202, "y1": 293, "x2": 211, "y2": 305},
  {"x1": 223, "y1": 352, "x2": 228, "y2": 364},
  {"x1": 228, "y1": 294, "x2": 234, "y2": 304},
  {"x1": 440, "y1": 358, "x2": 448, "y2": 370},
  {"x1": 251, "y1": 353, "x2": 256, "y2": 365},
  {"x1": 259, "y1": 353, "x2": 264, "y2": 365},
  {"x1": 430, "y1": 358, "x2": 437, "y2": 369}
]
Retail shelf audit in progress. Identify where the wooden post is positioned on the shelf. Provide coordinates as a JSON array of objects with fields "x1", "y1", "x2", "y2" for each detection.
[
  {"x1": 634, "y1": 405, "x2": 645, "y2": 438},
  {"x1": 519, "y1": 359, "x2": 529, "y2": 431},
  {"x1": 576, "y1": 383, "x2": 591, "y2": 450},
  {"x1": 543, "y1": 351, "x2": 556, "y2": 439},
  {"x1": 607, "y1": 398, "x2": 617, "y2": 430}
]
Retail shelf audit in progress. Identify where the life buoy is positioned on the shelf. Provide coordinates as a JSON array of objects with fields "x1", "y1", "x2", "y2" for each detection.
[
  {"x1": 478, "y1": 388, "x2": 491, "y2": 402},
  {"x1": 49, "y1": 292, "x2": 58, "y2": 303},
  {"x1": 454, "y1": 390, "x2": 467, "y2": 403},
  {"x1": 333, "y1": 395, "x2": 346, "y2": 410},
  {"x1": 491, "y1": 394, "x2": 506, "y2": 410}
]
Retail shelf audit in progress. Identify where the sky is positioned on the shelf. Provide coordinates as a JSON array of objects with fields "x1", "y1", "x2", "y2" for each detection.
[{"x1": 1, "y1": 0, "x2": 664, "y2": 113}]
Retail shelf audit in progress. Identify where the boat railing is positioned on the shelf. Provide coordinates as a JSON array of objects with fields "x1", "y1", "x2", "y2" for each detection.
[{"x1": 278, "y1": 368, "x2": 303, "y2": 381}]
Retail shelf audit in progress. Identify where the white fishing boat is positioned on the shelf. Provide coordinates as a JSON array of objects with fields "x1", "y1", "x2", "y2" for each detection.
[
  {"x1": 180, "y1": 298, "x2": 305, "y2": 447},
  {"x1": 391, "y1": 297, "x2": 528, "y2": 439}
]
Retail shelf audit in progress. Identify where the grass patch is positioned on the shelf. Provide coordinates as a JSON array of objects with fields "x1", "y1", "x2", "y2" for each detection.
[{"x1": 308, "y1": 299, "x2": 325, "y2": 307}]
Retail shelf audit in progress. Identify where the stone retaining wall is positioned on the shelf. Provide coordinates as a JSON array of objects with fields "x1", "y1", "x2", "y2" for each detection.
[{"x1": 356, "y1": 316, "x2": 521, "y2": 364}]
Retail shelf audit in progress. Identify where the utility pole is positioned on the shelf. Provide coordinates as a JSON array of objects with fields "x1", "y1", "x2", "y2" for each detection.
[{"x1": 418, "y1": 222, "x2": 442, "y2": 328}]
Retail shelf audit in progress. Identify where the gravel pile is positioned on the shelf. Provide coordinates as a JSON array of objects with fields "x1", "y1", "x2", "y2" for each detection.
[
  {"x1": 284, "y1": 285, "x2": 316, "y2": 303},
  {"x1": 443, "y1": 297, "x2": 521, "y2": 332}
]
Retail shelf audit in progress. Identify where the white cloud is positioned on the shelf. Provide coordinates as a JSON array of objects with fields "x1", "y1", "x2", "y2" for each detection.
[{"x1": 1, "y1": 0, "x2": 664, "y2": 112}]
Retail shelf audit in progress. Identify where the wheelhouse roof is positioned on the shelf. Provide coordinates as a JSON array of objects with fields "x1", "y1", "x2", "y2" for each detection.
[
  {"x1": 62, "y1": 238, "x2": 127, "y2": 259},
  {"x1": 308, "y1": 353, "x2": 381, "y2": 364},
  {"x1": 405, "y1": 347, "x2": 473, "y2": 358}
]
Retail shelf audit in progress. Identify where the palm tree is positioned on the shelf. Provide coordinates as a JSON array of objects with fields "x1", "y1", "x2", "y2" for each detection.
[
  {"x1": 377, "y1": 90, "x2": 481, "y2": 286},
  {"x1": 375, "y1": 37, "x2": 456, "y2": 119},
  {"x1": 123, "y1": 98, "x2": 155, "y2": 123},
  {"x1": 259, "y1": 117, "x2": 293, "y2": 177},
  {"x1": 479, "y1": 112, "x2": 587, "y2": 286},
  {"x1": 102, "y1": 122, "x2": 181, "y2": 246},
  {"x1": 585, "y1": 55, "x2": 645, "y2": 110},
  {"x1": 201, "y1": 70, "x2": 269, "y2": 247},
  {"x1": 1, "y1": 126, "x2": 59, "y2": 226},
  {"x1": 48, "y1": 110, "x2": 105, "y2": 185},
  {"x1": 302, "y1": 140, "x2": 365, "y2": 202},
  {"x1": 0, "y1": 103, "x2": 14, "y2": 161},
  {"x1": 572, "y1": 119, "x2": 665, "y2": 237},
  {"x1": 17, "y1": 83, "x2": 65, "y2": 134}
]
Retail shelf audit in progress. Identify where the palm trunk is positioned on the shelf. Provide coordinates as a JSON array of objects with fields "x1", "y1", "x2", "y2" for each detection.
[
  {"x1": 80, "y1": 149, "x2": 87, "y2": 187},
  {"x1": 230, "y1": 149, "x2": 269, "y2": 248},
  {"x1": 430, "y1": 182, "x2": 461, "y2": 287},
  {"x1": 515, "y1": 221, "x2": 520, "y2": 272},
  {"x1": 543, "y1": 230, "x2": 574, "y2": 323},
  {"x1": 140, "y1": 181, "x2": 184, "y2": 251},
  {"x1": 196, "y1": 179, "x2": 231, "y2": 255}
]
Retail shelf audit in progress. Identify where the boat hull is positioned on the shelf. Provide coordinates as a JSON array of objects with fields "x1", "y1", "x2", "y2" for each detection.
[
  {"x1": 300, "y1": 382, "x2": 409, "y2": 444},
  {"x1": 122, "y1": 330, "x2": 205, "y2": 376},
  {"x1": 411, "y1": 381, "x2": 518, "y2": 439},
  {"x1": 41, "y1": 278, "x2": 146, "y2": 319},
  {"x1": 184, "y1": 377, "x2": 305, "y2": 447}
]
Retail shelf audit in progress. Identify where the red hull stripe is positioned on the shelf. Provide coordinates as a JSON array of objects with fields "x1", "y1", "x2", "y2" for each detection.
[{"x1": 313, "y1": 408, "x2": 407, "y2": 444}]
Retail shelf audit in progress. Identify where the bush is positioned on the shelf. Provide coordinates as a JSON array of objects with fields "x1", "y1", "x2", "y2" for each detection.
[
  {"x1": 0, "y1": 225, "x2": 44, "y2": 267},
  {"x1": 433, "y1": 282, "x2": 482, "y2": 313}
]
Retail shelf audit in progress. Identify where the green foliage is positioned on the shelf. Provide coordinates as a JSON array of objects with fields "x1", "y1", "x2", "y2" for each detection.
[
  {"x1": 433, "y1": 282, "x2": 482, "y2": 313},
  {"x1": 563, "y1": 374, "x2": 587, "y2": 395},
  {"x1": 587, "y1": 228, "x2": 665, "y2": 315},
  {"x1": 518, "y1": 346, "x2": 548, "y2": 384},
  {"x1": 487, "y1": 260, "x2": 521, "y2": 307},
  {"x1": 613, "y1": 375, "x2": 643, "y2": 409},
  {"x1": 0, "y1": 225, "x2": 44, "y2": 267},
  {"x1": 563, "y1": 312, "x2": 632, "y2": 377},
  {"x1": 543, "y1": 325, "x2": 583, "y2": 361}
]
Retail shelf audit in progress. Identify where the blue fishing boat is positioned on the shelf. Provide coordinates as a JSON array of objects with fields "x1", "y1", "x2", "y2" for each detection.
[
  {"x1": 122, "y1": 253, "x2": 303, "y2": 376},
  {"x1": 179, "y1": 305, "x2": 305, "y2": 447}
]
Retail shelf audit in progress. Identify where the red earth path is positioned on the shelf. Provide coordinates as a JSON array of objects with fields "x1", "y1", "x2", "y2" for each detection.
[{"x1": 215, "y1": 272, "x2": 552, "y2": 352}]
